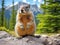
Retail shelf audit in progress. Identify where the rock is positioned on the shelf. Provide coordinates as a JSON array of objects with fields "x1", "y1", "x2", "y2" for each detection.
[
  {"x1": 0, "y1": 31, "x2": 60, "y2": 45},
  {"x1": 0, "y1": 36, "x2": 44, "y2": 45},
  {"x1": 0, "y1": 31, "x2": 11, "y2": 39},
  {"x1": 54, "y1": 34, "x2": 60, "y2": 39},
  {"x1": 41, "y1": 34, "x2": 49, "y2": 38},
  {"x1": 34, "y1": 34, "x2": 41, "y2": 38},
  {"x1": 52, "y1": 39, "x2": 60, "y2": 45},
  {"x1": 0, "y1": 31, "x2": 44, "y2": 45}
]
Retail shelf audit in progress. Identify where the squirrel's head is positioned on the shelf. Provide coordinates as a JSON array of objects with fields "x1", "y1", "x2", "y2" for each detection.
[{"x1": 19, "y1": 4, "x2": 30, "y2": 13}]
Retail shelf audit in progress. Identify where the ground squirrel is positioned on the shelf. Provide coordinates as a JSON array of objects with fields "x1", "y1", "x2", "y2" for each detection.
[{"x1": 15, "y1": 4, "x2": 36, "y2": 38}]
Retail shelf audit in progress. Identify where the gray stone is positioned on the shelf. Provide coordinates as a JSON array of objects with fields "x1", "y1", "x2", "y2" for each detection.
[
  {"x1": 0, "y1": 31, "x2": 11, "y2": 39},
  {"x1": 0, "y1": 31, "x2": 60, "y2": 45}
]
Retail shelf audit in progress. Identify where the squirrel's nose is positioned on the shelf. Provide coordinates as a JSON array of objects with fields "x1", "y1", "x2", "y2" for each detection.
[{"x1": 21, "y1": 10, "x2": 24, "y2": 13}]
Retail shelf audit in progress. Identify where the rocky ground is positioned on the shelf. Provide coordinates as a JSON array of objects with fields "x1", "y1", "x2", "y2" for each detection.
[{"x1": 0, "y1": 31, "x2": 60, "y2": 45}]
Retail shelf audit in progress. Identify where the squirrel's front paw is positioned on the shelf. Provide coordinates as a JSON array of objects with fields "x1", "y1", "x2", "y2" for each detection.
[
  {"x1": 27, "y1": 25, "x2": 30, "y2": 29},
  {"x1": 27, "y1": 23, "x2": 31, "y2": 29},
  {"x1": 20, "y1": 24, "x2": 24, "y2": 30}
]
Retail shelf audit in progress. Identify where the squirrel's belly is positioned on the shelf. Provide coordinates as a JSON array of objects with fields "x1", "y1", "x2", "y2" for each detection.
[
  {"x1": 26, "y1": 24, "x2": 35, "y2": 35},
  {"x1": 17, "y1": 26, "x2": 26, "y2": 36},
  {"x1": 17, "y1": 23, "x2": 35, "y2": 36}
]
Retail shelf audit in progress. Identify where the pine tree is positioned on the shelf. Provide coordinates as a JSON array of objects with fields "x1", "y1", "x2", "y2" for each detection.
[
  {"x1": 0, "y1": 11, "x2": 2, "y2": 26},
  {"x1": 9, "y1": 0, "x2": 16, "y2": 30},
  {"x1": 1, "y1": 0, "x2": 5, "y2": 26},
  {"x1": 36, "y1": 0, "x2": 60, "y2": 33}
]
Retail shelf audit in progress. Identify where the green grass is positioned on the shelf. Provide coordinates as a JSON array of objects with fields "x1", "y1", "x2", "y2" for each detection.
[
  {"x1": 0, "y1": 27, "x2": 16, "y2": 36},
  {"x1": 35, "y1": 29, "x2": 60, "y2": 36}
]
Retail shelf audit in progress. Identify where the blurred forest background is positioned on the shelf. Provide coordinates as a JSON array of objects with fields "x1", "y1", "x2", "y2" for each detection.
[{"x1": 0, "y1": 0, "x2": 60, "y2": 35}]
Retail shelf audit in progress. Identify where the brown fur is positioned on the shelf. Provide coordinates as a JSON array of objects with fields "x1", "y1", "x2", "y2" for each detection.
[{"x1": 15, "y1": 5, "x2": 36, "y2": 37}]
